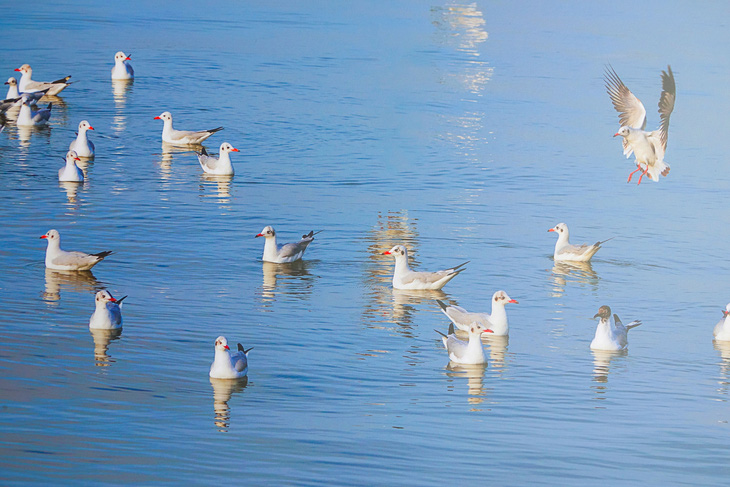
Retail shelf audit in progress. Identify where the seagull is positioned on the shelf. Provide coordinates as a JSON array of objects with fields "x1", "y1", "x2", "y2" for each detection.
[
  {"x1": 69, "y1": 120, "x2": 95, "y2": 157},
  {"x1": 16, "y1": 95, "x2": 51, "y2": 126},
  {"x1": 436, "y1": 322, "x2": 493, "y2": 365},
  {"x1": 382, "y1": 245, "x2": 467, "y2": 290},
  {"x1": 89, "y1": 290, "x2": 127, "y2": 330},
  {"x1": 40, "y1": 229, "x2": 112, "y2": 271},
  {"x1": 154, "y1": 111, "x2": 223, "y2": 146},
  {"x1": 209, "y1": 336, "x2": 252, "y2": 379},
  {"x1": 255, "y1": 226, "x2": 320, "y2": 263},
  {"x1": 605, "y1": 65, "x2": 676, "y2": 184},
  {"x1": 437, "y1": 290, "x2": 518, "y2": 336},
  {"x1": 713, "y1": 304, "x2": 730, "y2": 341},
  {"x1": 111, "y1": 51, "x2": 134, "y2": 80},
  {"x1": 4, "y1": 78, "x2": 47, "y2": 105},
  {"x1": 15, "y1": 64, "x2": 72, "y2": 96},
  {"x1": 58, "y1": 150, "x2": 84, "y2": 182},
  {"x1": 548, "y1": 223, "x2": 612, "y2": 262},
  {"x1": 590, "y1": 305, "x2": 641, "y2": 351},
  {"x1": 196, "y1": 142, "x2": 239, "y2": 176}
]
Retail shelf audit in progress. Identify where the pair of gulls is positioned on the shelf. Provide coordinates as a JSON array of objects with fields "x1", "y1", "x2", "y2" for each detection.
[
  {"x1": 4, "y1": 63, "x2": 72, "y2": 126},
  {"x1": 58, "y1": 121, "x2": 96, "y2": 182}
]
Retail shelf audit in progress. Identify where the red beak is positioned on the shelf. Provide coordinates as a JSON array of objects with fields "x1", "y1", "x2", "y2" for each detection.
[
  {"x1": 547, "y1": 228, "x2": 555, "y2": 232},
  {"x1": 224, "y1": 345, "x2": 230, "y2": 350},
  {"x1": 14, "y1": 68, "x2": 21, "y2": 72},
  {"x1": 484, "y1": 329, "x2": 494, "y2": 333},
  {"x1": 74, "y1": 157, "x2": 80, "y2": 161},
  {"x1": 125, "y1": 56, "x2": 131, "y2": 60},
  {"x1": 154, "y1": 116, "x2": 161, "y2": 120},
  {"x1": 109, "y1": 297, "x2": 117, "y2": 303},
  {"x1": 88, "y1": 126, "x2": 94, "y2": 130},
  {"x1": 613, "y1": 133, "x2": 620, "y2": 137},
  {"x1": 382, "y1": 251, "x2": 391, "y2": 255},
  {"x1": 255, "y1": 233, "x2": 264, "y2": 238},
  {"x1": 40, "y1": 235, "x2": 47, "y2": 239},
  {"x1": 724, "y1": 310, "x2": 730, "y2": 317},
  {"x1": 231, "y1": 148, "x2": 239, "y2": 152},
  {"x1": 509, "y1": 299, "x2": 518, "y2": 304}
]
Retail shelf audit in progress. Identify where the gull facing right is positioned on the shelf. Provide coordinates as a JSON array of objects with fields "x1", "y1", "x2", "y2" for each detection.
[
  {"x1": 58, "y1": 150, "x2": 84, "y2": 182},
  {"x1": 605, "y1": 65, "x2": 676, "y2": 184},
  {"x1": 713, "y1": 304, "x2": 730, "y2": 342},
  {"x1": 154, "y1": 111, "x2": 223, "y2": 146},
  {"x1": 196, "y1": 142, "x2": 239, "y2": 175},
  {"x1": 40, "y1": 229, "x2": 112, "y2": 271},
  {"x1": 256, "y1": 226, "x2": 320, "y2": 263},
  {"x1": 111, "y1": 51, "x2": 134, "y2": 80},
  {"x1": 591, "y1": 305, "x2": 641, "y2": 351},
  {"x1": 89, "y1": 290, "x2": 127, "y2": 330},
  {"x1": 437, "y1": 290, "x2": 518, "y2": 336},
  {"x1": 382, "y1": 245, "x2": 467, "y2": 290},
  {"x1": 548, "y1": 223, "x2": 611, "y2": 262},
  {"x1": 69, "y1": 120, "x2": 95, "y2": 158},
  {"x1": 209, "y1": 336, "x2": 252, "y2": 379},
  {"x1": 436, "y1": 322, "x2": 493, "y2": 365}
]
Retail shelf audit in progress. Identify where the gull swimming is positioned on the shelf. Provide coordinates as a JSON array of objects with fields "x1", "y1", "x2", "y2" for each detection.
[
  {"x1": 89, "y1": 290, "x2": 127, "y2": 330},
  {"x1": 69, "y1": 120, "x2": 95, "y2": 158},
  {"x1": 209, "y1": 336, "x2": 252, "y2": 379},
  {"x1": 605, "y1": 65, "x2": 676, "y2": 184},
  {"x1": 255, "y1": 226, "x2": 320, "y2": 263},
  {"x1": 713, "y1": 304, "x2": 730, "y2": 342},
  {"x1": 58, "y1": 150, "x2": 84, "y2": 182},
  {"x1": 437, "y1": 290, "x2": 517, "y2": 336},
  {"x1": 548, "y1": 223, "x2": 611, "y2": 262},
  {"x1": 382, "y1": 245, "x2": 467, "y2": 290},
  {"x1": 196, "y1": 142, "x2": 239, "y2": 176},
  {"x1": 436, "y1": 322, "x2": 493, "y2": 365},
  {"x1": 154, "y1": 111, "x2": 223, "y2": 145},
  {"x1": 16, "y1": 95, "x2": 51, "y2": 126},
  {"x1": 590, "y1": 305, "x2": 641, "y2": 351},
  {"x1": 15, "y1": 64, "x2": 72, "y2": 96},
  {"x1": 40, "y1": 229, "x2": 112, "y2": 271},
  {"x1": 111, "y1": 51, "x2": 134, "y2": 80}
]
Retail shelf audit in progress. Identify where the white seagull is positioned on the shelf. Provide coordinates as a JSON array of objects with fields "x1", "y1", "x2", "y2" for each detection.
[
  {"x1": 89, "y1": 290, "x2": 127, "y2": 330},
  {"x1": 154, "y1": 111, "x2": 223, "y2": 146},
  {"x1": 209, "y1": 336, "x2": 252, "y2": 379},
  {"x1": 40, "y1": 229, "x2": 112, "y2": 271},
  {"x1": 58, "y1": 150, "x2": 84, "y2": 182},
  {"x1": 590, "y1": 305, "x2": 641, "y2": 351},
  {"x1": 111, "y1": 51, "x2": 134, "y2": 80},
  {"x1": 16, "y1": 95, "x2": 51, "y2": 126},
  {"x1": 437, "y1": 290, "x2": 518, "y2": 336},
  {"x1": 436, "y1": 323, "x2": 493, "y2": 365},
  {"x1": 15, "y1": 64, "x2": 72, "y2": 96},
  {"x1": 548, "y1": 223, "x2": 611, "y2": 262},
  {"x1": 69, "y1": 120, "x2": 95, "y2": 157},
  {"x1": 382, "y1": 245, "x2": 467, "y2": 290},
  {"x1": 605, "y1": 65, "x2": 676, "y2": 184},
  {"x1": 4, "y1": 78, "x2": 47, "y2": 105},
  {"x1": 255, "y1": 226, "x2": 320, "y2": 263},
  {"x1": 713, "y1": 304, "x2": 730, "y2": 342},
  {"x1": 196, "y1": 142, "x2": 239, "y2": 176}
]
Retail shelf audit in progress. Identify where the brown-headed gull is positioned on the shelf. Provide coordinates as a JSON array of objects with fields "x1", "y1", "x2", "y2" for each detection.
[
  {"x1": 196, "y1": 142, "x2": 239, "y2": 176},
  {"x1": 111, "y1": 51, "x2": 134, "y2": 80},
  {"x1": 59, "y1": 150, "x2": 83, "y2": 182},
  {"x1": 713, "y1": 304, "x2": 730, "y2": 342},
  {"x1": 437, "y1": 290, "x2": 517, "y2": 336},
  {"x1": 436, "y1": 323, "x2": 493, "y2": 365},
  {"x1": 69, "y1": 120, "x2": 95, "y2": 158},
  {"x1": 40, "y1": 229, "x2": 112, "y2": 271},
  {"x1": 154, "y1": 111, "x2": 223, "y2": 146},
  {"x1": 17, "y1": 96, "x2": 51, "y2": 126},
  {"x1": 209, "y1": 336, "x2": 252, "y2": 379},
  {"x1": 89, "y1": 290, "x2": 126, "y2": 330},
  {"x1": 605, "y1": 65, "x2": 675, "y2": 184},
  {"x1": 382, "y1": 245, "x2": 467, "y2": 290},
  {"x1": 15, "y1": 64, "x2": 72, "y2": 96},
  {"x1": 548, "y1": 223, "x2": 611, "y2": 262},
  {"x1": 255, "y1": 226, "x2": 320, "y2": 263},
  {"x1": 591, "y1": 305, "x2": 641, "y2": 351}
]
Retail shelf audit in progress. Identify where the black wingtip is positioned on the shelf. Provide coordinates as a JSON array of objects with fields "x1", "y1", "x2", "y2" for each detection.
[
  {"x1": 117, "y1": 295, "x2": 128, "y2": 304},
  {"x1": 93, "y1": 250, "x2": 113, "y2": 259},
  {"x1": 434, "y1": 329, "x2": 447, "y2": 338},
  {"x1": 238, "y1": 343, "x2": 254, "y2": 354},
  {"x1": 448, "y1": 323, "x2": 455, "y2": 335},
  {"x1": 50, "y1": 75, "x2": 72, "y2": 84},
  {"x1": 436, "y1": 299, "x2": 448, "y2": 311},
  {"x1": 197, "y1": 146, "x2": 208, "y2": 156},
  {"x1": 208, "y1": 126, "x2": 224, "y2": 134}
]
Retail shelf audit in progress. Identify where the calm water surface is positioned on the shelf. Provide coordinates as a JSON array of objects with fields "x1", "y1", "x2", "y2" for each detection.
[{"x1": 2, "y1": 1, "x2": 730, "y2": 485}]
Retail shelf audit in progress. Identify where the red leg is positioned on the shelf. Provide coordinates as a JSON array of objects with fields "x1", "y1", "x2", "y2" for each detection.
[
  {"x1": 627, "y1": 165, "x2": 643, "y2": 183},
  {"x1": 636, "y1": 166, "x2": 650, "y2": 185}
]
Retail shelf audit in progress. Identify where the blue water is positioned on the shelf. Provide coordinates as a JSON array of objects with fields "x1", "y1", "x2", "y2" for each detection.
[{"x1": 2, "y1": 1, "x2": 730, "y2": 485}]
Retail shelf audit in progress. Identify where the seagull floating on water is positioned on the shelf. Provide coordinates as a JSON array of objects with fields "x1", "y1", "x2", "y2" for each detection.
[
  {"x1": 40, "y1": 229, "x2": 112, "y2": 271},
  {"x1": 196, "y1": 142, "x2": 239, "y2": 176},
  {"x1": 382, "y1": 245, "x2": 467, "y2": 290},
  {"x1": 111, "y1": 51, "x2": 134, "y2": 80},
  {"x1": 15, "y1": 64, "x2": 72, "y2": 96},
  {"x1": 58, "y1": 150, "x2": 84, "y2": 182},
  {"x1": 4, "y1": 78, "x2": 47, "y2": 106},
  {"x1": 256, "y1": 226, "x2": 320, "y2": 263},
  {"x1": 437, "y1": 290, "x2": 517, "y2": 336},
  {"x1": 154, "y1": 111, "x2": 223, "y2": 146},
  {"x1": 69, "y1": 120, "x2": 95, "y2": 157},
  {"x1": 591, "y1": 305, "x2": 641, "y2": 351},
  {"x1": 713, "y1": 304, "x2": 730, "y2": 342},
  {"x1": 89, "y1": 290, "x2": 126, "y2": 330},
  {"x1": 209, "y1": 336, "x2": 251, "y2": 379},
  {"x1": 17, "y1": 95, "x2": 51, "y2": 126},
  {"x1": 548, "y1": 223, "x2": 611, "y2": 262},
  {"x1": 605, "y1": 65, "x2": 676, "y2": 184},
  {"x1": 436, "y1": 322, "x2": 493, "y2": 365}
]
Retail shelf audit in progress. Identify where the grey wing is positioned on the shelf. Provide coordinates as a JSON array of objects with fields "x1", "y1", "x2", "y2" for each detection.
[
  {"x1": 556, "y1": 243, "x2": 591, "y2": 256},
  {"x1": 198, "y1": 153, "x2": 219, "y2": 170},
  {"x1": 446, "y1": 335, "x2": 468, "y2": 358},
  {"x1": 167, "y1": 129, "x2": 195, "y2": 142},
  {"x1": 605, "y1": 65, "x2": 647, "y2": 130},
  {"x1": 89, "y1": 140, "x2": 95, "y2": 151},
  {"x1": 657, "y1": 65, "x2": 675, "y2": 153},
  {"x1": 232, "y1": 352, "x2": 248, "y2": 372},
  {"x1": 278, "y1": 242, "x2": 306, "y2": 258},
  {"x1": 51, "y1": 250, "x2": 95, "y2": 267},
  {"x1": 401, "y1": 270, "x2": 450, "y2": 285}
]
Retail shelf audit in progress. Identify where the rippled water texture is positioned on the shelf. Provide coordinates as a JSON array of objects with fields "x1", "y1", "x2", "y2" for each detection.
[{"x1": 2, "y1": 1, "x2": 730, "y2": 485}]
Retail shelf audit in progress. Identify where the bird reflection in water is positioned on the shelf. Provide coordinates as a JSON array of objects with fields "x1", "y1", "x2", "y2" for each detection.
[
  {"x1": 550, "y1": 261, "x2": 599, "y2": 298},
  {"x1": 210, "y1": 377, "x2": 248, "y2": 432},
  {"x1": 713, "y1": 340, "x2": 730, "y2": 399},
  {"x1": 484, "y1": 334, "x2": 509, "y2": 374},
  {"x1": 391, "y1": 289, "x2": 447, "y2": 333},
  {"x1": 445, "y1": 362, "x2": 488, "y2": 408},
  {"x1": 199, "y1": 174, "x2": 233, "y2": 206},
  {"x1": 90, "y1": 328, "x2": 122, "y2": 367},
  {"x1": 111, "y1": 80, "x2": 133, "y2": 134},
  {"x1": 58, "y1": 180, "x2": 85, "y2": 206},
  {"x1": 258, "y1": 260, "x2": 315, "y2": 307},
  {"x1": 42, "y1": 268, "x2": 100, "y2": 303},
  {"x1": 591, "y1": 349, "x2": 627, "y2": 402},
  {"x1": 158, "y1": 143, "x2": 197, "y2": 181}
]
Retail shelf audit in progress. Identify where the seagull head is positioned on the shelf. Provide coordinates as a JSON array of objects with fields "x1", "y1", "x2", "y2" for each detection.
[
  {"x1": 95, "y1": 290, "x2": 117, "y2": 305},
  {"x1": 493, "y1": 290, "x2": 518, "y2": 305},
  {"x1": 66, "y1": 150, "x2": 81, "y2": 163},
  {"x1": 382, "y1": 245, "x2": 407, "y2": 259},
  {"x1": 154, "y1": 111, "x2": 172, "y2": 122},
  {"x1": 115, "y1": 51, "x2": 131, "y2": 62},
  {"x1": 14, "y1": 64, "x2": 31, "y2": 75},
  {"x1": 78, "y1": 120, "x2": 94, "y2": 132},
  {"x1": 593, "y1": 305, "x2": 612, "y2": 320},
  {"x1": 4, "y1": 77, "x2": 16, "y2": 86},
  {"x1": 255, "y1": 226, "x2": 275, "y2": 238},
  {"x1": 469, "y1": 323, "x2": 493, "y2": 336},
  {"x1": 723, "y1": 304, "x2": 730, "y2": 318},
  {"x1": 614, "y1": 126, "x2": 630, "y2": 138},
  {"x1": 214, "y1": 336, "x2": 230, "y2": 352},
  {"x1": 220, "y1": 142, "x2": 239, "y2": 153},
  {"x1": 40, "y1": 229, "x2": 60, "y2": 242}
]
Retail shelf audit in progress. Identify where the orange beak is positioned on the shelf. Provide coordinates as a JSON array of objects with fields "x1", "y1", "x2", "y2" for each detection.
[
  {"x1": 231, "y1": 148, "x2": 239, "y2": 152},
  {"x1": 548, "y1": 228, "x2": 555, "y2": 232},
  {"x1": 509, "y1": 299, "x2": 518, "y2": 304}
]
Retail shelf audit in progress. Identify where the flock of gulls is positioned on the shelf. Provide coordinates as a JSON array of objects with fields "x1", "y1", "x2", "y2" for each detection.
[{"x1": 5, "y1": 54, "x2": 729, "y2": 380}]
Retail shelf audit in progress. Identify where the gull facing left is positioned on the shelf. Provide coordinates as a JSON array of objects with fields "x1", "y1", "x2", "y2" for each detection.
[
  {"x1": 548, "y1": 223, "x2": 611, "y2": 262},
  {"x1": 210, "y1": 336, "x2": 252, "y2": 379},
  {"x1": 40, "y1": 229, "x2": 112, "y2": 271},
  {"x1": 605, "y1": 65, "x2": 676, "y2": 184},
  {"x1": 436, "y1": 322, "x2": 493, "y2": 365},
  {"x1": 256, "y1": 226, "x2": 320, "y2": 263},
  {"x1": 154, "y1": 111, "x2": 223, "y2": 146},
  {"x1": 382, "y1": 245, "x2": 467, "y2": 290},
  {"x1": 15, "y1": 64, "x2": 72, "y2": 96},
  {"x1": 591, "y1": 305, "x2": 641, "y2": 351}
]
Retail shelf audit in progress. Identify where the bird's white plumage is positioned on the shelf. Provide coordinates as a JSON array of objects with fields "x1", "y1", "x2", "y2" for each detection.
[
  {"x1": 209, "y1": 336, "x2": 250, "y2": 379},
  {"x1": 89, "y1": 290, "x2": 124, "y2": 330},
  {"x1": 69, "y1": 120, "x2": 95, "y2": 157},
  {"x1": 439, "y1": 323, "x2": 492, "y2": 365},
  {"x1": 58, "y1": 151, "x2": 84, "y2": 182},
  {"x1": 16, "y1": 96, "x2": 51, "y2": 126},
  {"x1": 383, "y1": 245, "x2": 466, "y2": 290},
  {"x1": 40, "y1": 229, "x2": 112, "y2": 271},
  {"x1": 154, "y1": 111, "x2": 223, "y2": 145},
  {"x1": 437, "y1": 291, "x2": 517, "y2": 336},
  {"x1": 548, "y1": 223, "x2": 606, "y2": 262},
  {"x1": 15, "y1": 64, "x2": 71, "y2": 96},
  {"x1": 197, "y1": 142, "x2": 239, "y2": 175},
  {"x1": 256, "y1": 226, "x2": 318, "y2": 263},
  {"x1": 713, "y1": 304, "x2": 730, "y2": 341},
  {"x1": 590, "y1": 305, "x2": 641, "y2": 351},
  {"x1": 111, "y1": 51, "x2": 134, "y2": 80}
]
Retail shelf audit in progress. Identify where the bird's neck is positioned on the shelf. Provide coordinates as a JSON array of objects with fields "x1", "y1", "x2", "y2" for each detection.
[
  {"x1": 213, "y1": 349, "x2": 232, "y2": 367},
  {"x1": 77, "y1": 130, "x2": 88, "y2": 142},
  {"x1": 7, "y1": 85, "x2": 18, "y2": 98},
  {"x1": 489, "y1": 302, "x2": 508, "y2": 328},
  {"x1": 262, "y1": 236, "x2": 279, "y2": 259}
]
